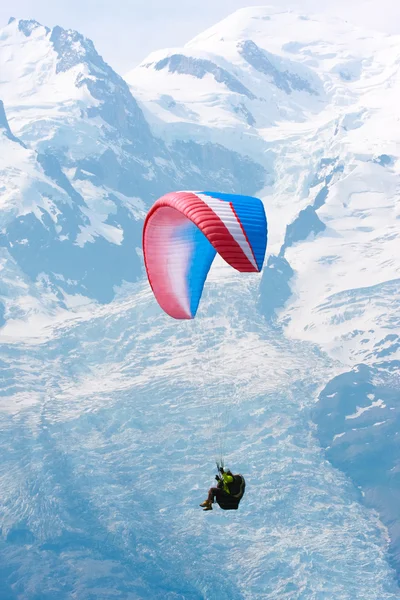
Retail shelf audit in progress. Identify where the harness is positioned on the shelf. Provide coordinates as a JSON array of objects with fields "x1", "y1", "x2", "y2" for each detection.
[
  {"x1": 229, "y1": 474, "x2": 246, "y2": 499},
  {"x1": 216, "y1": 474, "x2": 246, "y2": 510}
]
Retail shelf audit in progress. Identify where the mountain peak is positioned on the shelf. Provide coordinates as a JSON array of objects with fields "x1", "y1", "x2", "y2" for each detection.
[
  {"x1": 3, "y1": 17, "x2": 108, "y2": 77},
  {"x1": 50, "y1": 25, "x2": 105, "y2": 74},
  {"x1": 7, "y1": 17, "x2": 50, "y2": 37}
]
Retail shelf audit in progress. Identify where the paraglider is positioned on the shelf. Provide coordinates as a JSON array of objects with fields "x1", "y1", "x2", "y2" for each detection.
[
  {"x1": 200, "y1": 465, "x2": 246, "y2": 511},
  {"x1": 142, "y1": 191, "x2": 267, "y2": 319},
  {"x1": 142, "y1": 190, "x2": 267, "y2": 511}
]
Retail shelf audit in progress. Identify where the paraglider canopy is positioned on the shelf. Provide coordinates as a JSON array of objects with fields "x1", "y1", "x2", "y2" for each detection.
[{"x1": 142, "y1": 191, "x2": 267, "y2": 319}]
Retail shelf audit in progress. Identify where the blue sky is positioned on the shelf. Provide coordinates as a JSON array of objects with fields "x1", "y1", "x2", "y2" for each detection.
[{"x1": 1, "y1": 0, "x2": 399, "y2": 73}]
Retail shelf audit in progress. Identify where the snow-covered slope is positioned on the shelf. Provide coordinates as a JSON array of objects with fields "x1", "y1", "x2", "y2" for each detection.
[
  {"x1": 1, "y1": 7, "x2": 400, "y2": 598},
  {"x1": 0, "y1": 99, "x2": 81, "y2": 326},
  {"x1": 1, "y1": 278, "x2": 399, "y2": 599}
]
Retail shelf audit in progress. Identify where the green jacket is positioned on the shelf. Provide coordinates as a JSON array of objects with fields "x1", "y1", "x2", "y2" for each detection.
[{"x1": 221, "y1": 472, "x2": 234, "y2": 494}]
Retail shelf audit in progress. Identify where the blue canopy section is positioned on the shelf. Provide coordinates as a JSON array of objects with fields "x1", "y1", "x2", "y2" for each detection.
[{"x1": 172, "y1": 220, "x2": 217, "y2": 318}]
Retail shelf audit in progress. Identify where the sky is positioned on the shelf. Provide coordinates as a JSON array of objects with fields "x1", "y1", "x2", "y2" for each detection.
[{"x1": 1, "y1": 0, "x2": 400, "y2": 74}]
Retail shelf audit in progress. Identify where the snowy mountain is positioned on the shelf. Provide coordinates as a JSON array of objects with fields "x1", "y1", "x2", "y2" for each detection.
[
  {"x1": 0, "y1": 7, "x2": 400, "y2": 599},
  {"x1": 127, "y1": 6, "x2": 400, "y2": 367},
  {"x1": 0, "y1": 17, "x2": 263, "y2": 323}
]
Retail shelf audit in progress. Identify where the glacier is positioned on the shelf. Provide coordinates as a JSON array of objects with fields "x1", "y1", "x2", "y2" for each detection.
[{"x1": 0, "y1": 6, "x2": 400, "y2": 599}]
